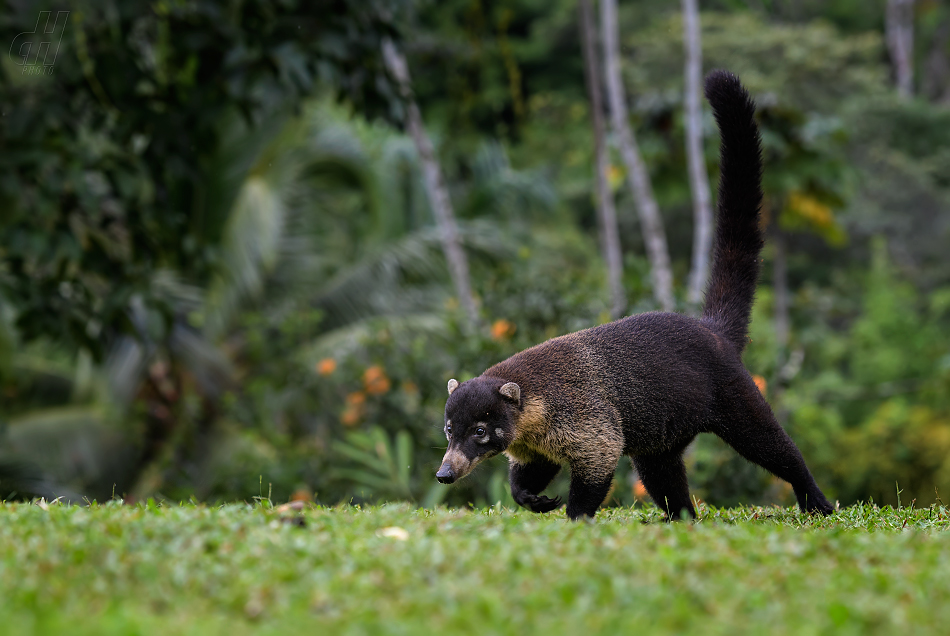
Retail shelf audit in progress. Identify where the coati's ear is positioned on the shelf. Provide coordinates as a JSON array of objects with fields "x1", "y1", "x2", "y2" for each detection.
[
  {"x1": 499, "y1": 382, "x2": 520, "y2": 404},
  {"x1": 447, "y1": 379, "x2": 459, "y2": 395}
]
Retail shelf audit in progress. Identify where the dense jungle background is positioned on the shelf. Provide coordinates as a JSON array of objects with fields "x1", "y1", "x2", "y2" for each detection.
[{"x1": 1, "y1": 0, "x2": 949, "y2": 511}]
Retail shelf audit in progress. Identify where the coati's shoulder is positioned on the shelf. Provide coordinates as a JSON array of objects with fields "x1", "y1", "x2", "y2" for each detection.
[{"x1": 481, "y1": 326, "x2": 599, "y2": 398}]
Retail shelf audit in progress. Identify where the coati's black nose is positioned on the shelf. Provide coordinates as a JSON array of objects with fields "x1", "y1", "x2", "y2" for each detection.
[{"x1": 436, "y1": 464, "x2": 456, "y2": 484}]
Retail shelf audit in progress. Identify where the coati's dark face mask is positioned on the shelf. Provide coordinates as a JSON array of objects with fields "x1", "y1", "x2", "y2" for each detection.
[{"x1": 436, "y1": 377, "x2": 520, "y2": 484}]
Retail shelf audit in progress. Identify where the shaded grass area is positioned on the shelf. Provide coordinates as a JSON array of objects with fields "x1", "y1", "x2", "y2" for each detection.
[{"x1": 2, "y1": 501, "x2": 949, "y2": 635}]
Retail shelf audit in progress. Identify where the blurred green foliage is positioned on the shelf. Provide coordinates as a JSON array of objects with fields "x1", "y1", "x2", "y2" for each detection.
[
  {"x1": 0, "y1": 0, "x2": 401, "y2": 356},
  {"x1": 1, "y1": 0, "x2": 949, "y2": 510}
]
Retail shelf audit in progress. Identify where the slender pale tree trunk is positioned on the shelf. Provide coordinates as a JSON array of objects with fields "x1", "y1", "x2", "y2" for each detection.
[
  {"x1": 600, "y1": 0, "x2": 674, "y2": 313},
  {"x1": 681, "y1": 0, "x2": 714, "y2": 309},
  {"x1": 772, "y1": 229, "x2": 789, "y2": 360},
  {"x1": 771, "y1": 227, "x2": 791, "y2": 425},
  {"x1": 886, "y1": 0, "x2": 916, "y2": 99},
  {"x1": 923, "y1": 16, "x2": 950, "y2": 103},
  {"x1": 381, "y1": 39, "x2": 480, "y2": 329},
  {"x1": 579, "y1": 0, "x2": 626, "y2": 319}
]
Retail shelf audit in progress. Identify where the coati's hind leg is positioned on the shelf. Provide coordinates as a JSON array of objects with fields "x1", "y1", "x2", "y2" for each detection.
[
  {"x1": 632, "y1": 449, "x2": 696, "y2": 521},
  {"x1": 509, "y1": 457, "x2": 563, "y2": 513},
  {"x1": 713, "y1": 378, "x2": 834, "y2": 515}
]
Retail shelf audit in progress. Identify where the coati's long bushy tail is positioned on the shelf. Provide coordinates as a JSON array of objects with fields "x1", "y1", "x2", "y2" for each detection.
[{"x1": 701, "y1": 70, "x2": 764, "y2": 354}]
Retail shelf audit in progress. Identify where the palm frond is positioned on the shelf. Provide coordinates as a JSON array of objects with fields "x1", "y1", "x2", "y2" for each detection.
[
  {"x1": 104, "y1": 335, "x2": 149, "y2": 407},
  {"x1": 203, "y1": 110, "x2": 380, "y2": 339},
  {"x1": 462, "y1": 141, "x2": 557, "y2": 220},
  {"x1": 376, "y1": 135, "x2": 429, "y2": 237},
  {"x1": 196, "y1": 110, "x2": 293, "y2": 245},
  {"x1": 0, "y1": 457, "x2": 81, "y2": 502},
  {"x1": 203, "y1": 175, "x2": 289, "y2": 339},
  {"x1": 167, "y1": 323, "x2": 234, "y2": 396},
  {"x1": 106, "y1": 269, "x2": 231, "y2": 405},
  {"x1": 5, "y1": 406, "x2": 130, "y2": 501},
  {"x1": 312, "y1": 221, "x2": 510, "y2": 331},
  {"x1": 299, "y1": 312, "x2": 447, "y2": 366},
  {"x1": 0, "y1": 297, "x2": 15, "y2": 375}
]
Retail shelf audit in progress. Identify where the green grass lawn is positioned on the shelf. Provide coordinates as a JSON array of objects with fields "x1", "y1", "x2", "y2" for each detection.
[{"x1": 2, "y1": 500, "x2": 949, "y2": 635}]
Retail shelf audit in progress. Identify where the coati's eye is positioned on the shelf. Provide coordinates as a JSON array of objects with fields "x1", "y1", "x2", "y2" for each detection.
[
  {"x1": 445, "y1": 424, "x2": 452, "y2": 437},
  {"x1": 474, "y1": 426, "x2": 486, "y2": 437}
]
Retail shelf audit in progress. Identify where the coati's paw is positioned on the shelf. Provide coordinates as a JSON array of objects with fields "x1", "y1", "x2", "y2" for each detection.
[
  {"x1": 806, "y1": 498, "x2": 835, "y2": 516},
  {"x1": 514, "y1": 492, "x2": 563, "y2": 513},
  {"x1": 661, "y1": 508, "x2": 697, "y2": 523}
]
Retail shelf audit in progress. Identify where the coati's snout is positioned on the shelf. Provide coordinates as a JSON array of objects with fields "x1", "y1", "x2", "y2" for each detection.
[
  {"x1": 436, "y1": 377, "x2": 520, "y2": 484},
  {"x1": 436, "y1": 449, "x2": 468, "y2": 483},
  {"x1": 435, "y1": 465, "x2": 456, "y2": 484}
]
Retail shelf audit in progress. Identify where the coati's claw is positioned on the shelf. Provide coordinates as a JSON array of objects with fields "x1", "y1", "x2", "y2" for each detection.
[
  {"x1": 528, "y1": 495, "x2": 563, "y2": 513},
  {"x1": 539, "y1": 495, "x2": 564, "y2": 513},
  {"x1": 514, "y1": 492, "x2": 563, "y2": 513}
]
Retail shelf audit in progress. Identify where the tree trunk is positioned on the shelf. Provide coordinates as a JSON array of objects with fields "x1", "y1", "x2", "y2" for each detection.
[
  {"x1": 886, "y1": 0, "x2": 916, "y2": 99},
  {"x1": 381, "y1": 39, "x2": 481, "y2": 330},
  {"x1": 579, "y1": 0, "x2": 626, "y2": 319},
  {"x1": 772, "y1": 229, "x2": 789, "y2": 359},
  {"x1": 681, "y1": 0, "x2": 714, "y2": 309},
  {"x1": 771, "y1": 227, "x2": 790, "y2": 426},
  {"x1": 923, "y1": 16, "x2": 950, "y2": 104},
  {"x1": 600, "y1": 0, "x2": 674, "y2": 313}
]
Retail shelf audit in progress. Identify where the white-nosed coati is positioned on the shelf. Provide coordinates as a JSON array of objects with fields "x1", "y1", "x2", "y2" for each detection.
[{"x1": 436, "y1": 70, "x2": 835, "y2": 521}]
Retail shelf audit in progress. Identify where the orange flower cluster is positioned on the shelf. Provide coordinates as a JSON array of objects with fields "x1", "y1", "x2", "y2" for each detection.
[
  {"x1": 341, "y1": 391, "x2": 366, "y2": 427},
  {"x1": 633, "y1": 479, "x2": 648, "y2": 501},
  {"x1": 316, "y1": 358, "x2": 337, "y2": 376},
  {"x1": 490, "y1": 319, "x2": 516, "y2": 341},
  {"x1": 363, "y1": 365, "x2": 391, "y2": 395},
  {"x1": 339, "y1": 366, "x2": 392, "y2": 427}
]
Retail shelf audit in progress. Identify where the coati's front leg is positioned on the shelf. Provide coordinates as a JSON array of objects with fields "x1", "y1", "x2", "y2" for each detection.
[
  {"x1": 566, "y1": 469, "x2": 615, "y2": 520},
  {"x1": 563, "y1": 425, "x2": 624, "y2": 520},
  {"x1": 632, "y1": 450, "x2": 696, "y2": 521},
  {"x1": 509, "y1": 457, "x2": 563, "y2": 513}
]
